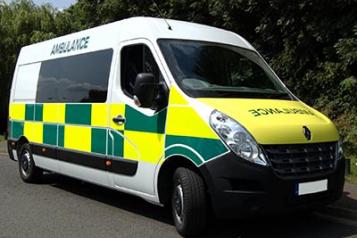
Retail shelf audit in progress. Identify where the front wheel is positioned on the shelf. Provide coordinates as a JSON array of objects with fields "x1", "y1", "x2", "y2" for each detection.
[
  {"x1": 171, "y1": 167, "x2": 207, "y2": 236},
  {"x1": 18, "y1": 144, "x2": 43, "y2": 183}
]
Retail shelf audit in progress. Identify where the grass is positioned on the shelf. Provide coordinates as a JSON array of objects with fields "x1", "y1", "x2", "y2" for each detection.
[
  {"x1": 346, "y1": 156, "x2": 357, "y2": 184},
  {"x1": 0, "y1": 135, "x2": 4, "y2": 142}
]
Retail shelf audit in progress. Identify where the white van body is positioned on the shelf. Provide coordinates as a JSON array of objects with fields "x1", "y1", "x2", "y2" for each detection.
[
  {"x1": 9, "y1": 17, "x2": 253, "y2": 204},
  {"x1": 8, "y1": 17, "x2": 344, "y2": 236}
]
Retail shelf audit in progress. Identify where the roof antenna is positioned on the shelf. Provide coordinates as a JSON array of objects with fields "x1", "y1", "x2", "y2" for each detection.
[{"x1": 151, "y1": 0, "x2": 172, "y2": 30}]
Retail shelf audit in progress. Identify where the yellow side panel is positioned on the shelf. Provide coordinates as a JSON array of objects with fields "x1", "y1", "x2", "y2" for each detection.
[
  {"x1": 169, "y1": 87, "x2": 188, "y2": 105},
  {"x1": 64, "y1": 125, "x2": 91, "y2": 152},
  {"x1": 166, "y1": 106, "x2": 217, "y2": 139},
  {"x1": 9, "y1": 103, "x2": 25, "y2": 120},
  {"x1": 123, "y1": 135, "x2": 139, "y2": 161},
  {"x1": 24, "y1": 122, "x2": 43, "y2": 144},
  {"x1": 43, "y1": 103, "x2": 58, "y2": 123},
  {"x1": 43, "y1": 103, "x2": 65, "y2": 124},
  {"x1": 124, "y1": 131, "x2": 164, "y2": 164},
  {"x1": 91, "y1": 104, "x2": 108, "y2": 127},
  {"x1": 110, "y1": 104, "x2": 125, "y2": 131},
  {"x1": 57, "y1": 104, "x2": 66, "y2": 124}
]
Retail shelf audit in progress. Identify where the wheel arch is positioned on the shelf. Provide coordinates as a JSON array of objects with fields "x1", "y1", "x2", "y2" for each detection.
[
  {"x1": 16, "y1": 136, "x2": 29, "y2": 155},
  {"x1": 157, "y1": 154, "x2": 206, "y2": 206}
]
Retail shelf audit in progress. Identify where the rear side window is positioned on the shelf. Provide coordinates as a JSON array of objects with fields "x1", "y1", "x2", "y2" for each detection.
[
  {"x1": 36, "y1": 49, "x2": 113, "y2": 103},
  {"x1": 13, "y1": 63, "x2": 41, "y2": 101}
]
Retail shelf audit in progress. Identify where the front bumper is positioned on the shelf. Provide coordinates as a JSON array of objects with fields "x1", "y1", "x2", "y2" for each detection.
[{"x1": 199, "y1": 152, "x2": 345, "y2": 219}]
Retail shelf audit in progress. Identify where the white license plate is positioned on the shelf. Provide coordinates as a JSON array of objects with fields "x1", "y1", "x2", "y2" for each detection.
[{"x1": 297, "y1": 179, "x2": 328, "y2": 196}]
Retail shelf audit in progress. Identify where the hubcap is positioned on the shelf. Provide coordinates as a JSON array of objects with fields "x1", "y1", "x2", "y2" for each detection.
[
  {"x1": 20, "y1": 151, "x2": 31, "y2": 176},
  {"x1": 173, "y1": 184, "x2": 184, "y2": 223}
]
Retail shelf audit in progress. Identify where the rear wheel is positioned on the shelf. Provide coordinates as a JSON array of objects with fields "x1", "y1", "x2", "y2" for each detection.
[
  {"x1": 18, "y1": 144, "x2": 43, "y2": 183},
  {"x1": 171, "y1": 167, "x2": 207, "y2": 236}
]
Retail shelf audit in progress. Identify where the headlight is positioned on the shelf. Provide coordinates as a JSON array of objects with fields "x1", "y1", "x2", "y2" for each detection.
[{"x1": 210, "y1": 110, "x2": 268, "y2": 166}]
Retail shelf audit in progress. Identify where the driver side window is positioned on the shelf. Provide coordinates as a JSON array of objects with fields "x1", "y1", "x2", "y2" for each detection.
[{"x1": 121, "y1": 44, "x2": 162, "y2": 98}]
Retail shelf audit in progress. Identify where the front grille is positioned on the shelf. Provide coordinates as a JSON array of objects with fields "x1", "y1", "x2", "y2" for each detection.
[{"x1": 262, "y1": 142, "x2": 337, "y2": 178}]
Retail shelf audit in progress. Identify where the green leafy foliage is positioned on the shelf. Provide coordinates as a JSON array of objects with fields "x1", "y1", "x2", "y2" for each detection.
[
  {"x1": 0, "y1": 0, "x2": 57, "y2": 134},
  {"x1": 0, "y1": 0, "x2": 356, "y2": 165},
  {"x1": 346, "y1": 156, "x2": 357, "y2": 184}
]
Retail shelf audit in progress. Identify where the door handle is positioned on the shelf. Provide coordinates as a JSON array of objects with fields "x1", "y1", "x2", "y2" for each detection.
[{"x1": 112, "y1": 115, "x2": 126, "y2": 125}]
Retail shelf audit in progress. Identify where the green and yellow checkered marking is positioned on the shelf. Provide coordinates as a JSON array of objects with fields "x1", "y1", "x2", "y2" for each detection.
[
  {"x1": 9, "y1": 103, "x2": 168, "y2": 162},
  {"x1": 9, "y1": 94, "x2": 227, "y2": 166}
]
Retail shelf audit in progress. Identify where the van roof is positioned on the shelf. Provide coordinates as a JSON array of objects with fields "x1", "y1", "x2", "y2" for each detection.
[{"x1": 17, "y1": 17, "x2": 254, "y2": 65}]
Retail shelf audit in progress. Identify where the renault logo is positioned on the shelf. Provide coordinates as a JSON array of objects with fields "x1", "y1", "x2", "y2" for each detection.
[{"x1": 303, "y1": 126, "x2": 311, "y2": 140}]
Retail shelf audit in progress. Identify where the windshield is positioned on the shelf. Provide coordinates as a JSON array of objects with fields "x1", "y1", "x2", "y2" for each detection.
[{"x1": 158, "y1": 40, "x2": 292, "y2": 99}]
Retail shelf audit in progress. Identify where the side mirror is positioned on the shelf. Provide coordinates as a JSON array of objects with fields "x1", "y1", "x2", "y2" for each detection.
[{"x1": 133, "y1": 73, "x2": 159, "y2": 108}]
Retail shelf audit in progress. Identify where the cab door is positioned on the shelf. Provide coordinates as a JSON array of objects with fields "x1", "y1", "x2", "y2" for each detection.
[{"x1": 108, "y1": 39, "x2": 169, "y2": 195}]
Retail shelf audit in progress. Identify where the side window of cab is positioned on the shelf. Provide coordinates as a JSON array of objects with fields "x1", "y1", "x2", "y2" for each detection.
[{"x1": 121, "y1": 44, "x2": 168, "y2": 110}]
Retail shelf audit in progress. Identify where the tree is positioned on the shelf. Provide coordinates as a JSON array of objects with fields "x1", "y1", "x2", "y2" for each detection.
[
  {"x1": 0, "y1": 0, "x2": 356, "y2": 158},
  {"x1": 0, "y1": 0, "x2": 57, "y2": 133}
]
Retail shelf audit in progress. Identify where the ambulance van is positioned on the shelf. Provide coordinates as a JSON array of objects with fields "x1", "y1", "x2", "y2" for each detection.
[{"x1": 7, "y1": 17, "x2": 345, "y2": 236}]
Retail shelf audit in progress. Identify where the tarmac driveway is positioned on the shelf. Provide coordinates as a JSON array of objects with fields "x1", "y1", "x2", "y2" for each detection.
[{"x1": 0, "y1": 152, "x2": 356, "y2": 238}]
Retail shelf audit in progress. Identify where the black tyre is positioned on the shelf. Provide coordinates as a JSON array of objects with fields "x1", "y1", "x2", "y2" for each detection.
[
  {"x1": 18, "y1": 144, "x2": 43, "y2": 183},
  {"x1": 171, "y1": 167, "x2": 207, "y2": 237}
]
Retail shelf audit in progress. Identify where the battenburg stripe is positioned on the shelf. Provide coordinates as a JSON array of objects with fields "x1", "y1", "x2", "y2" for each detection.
[
  {"x1": 11, "y1": 121, "x2": 24, "y2": 139},
  {"x1": 107, "y1": 130, "x2": 124, "y2": 157},
  {"x1": 43, "y1": 124, "x2": 57, "y2": 146},
  {"x1": 165, "y1": 135, "x2": 227, "y2": 163},
  {"x1": 124, "y1": 106, "x2": 167, "y2": 134},
  {"x1": 9, "y1": 102, "x2": 227, "y2": 168},
  {"x1": 65, "y1": 104, "x2": 92, "y2": 125},
  {"x1": 91, "y1": 128, "x2": 107, "y2": 154},
  {"x1": 58, "y1": 125, "x2": 65, "y2": 147},
  {"x1": 34, "y1": 104, "x2": 43, "y2": 121},
  {"x1": 25, "y1": 104, "x2": 35, "y2": 121}
]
